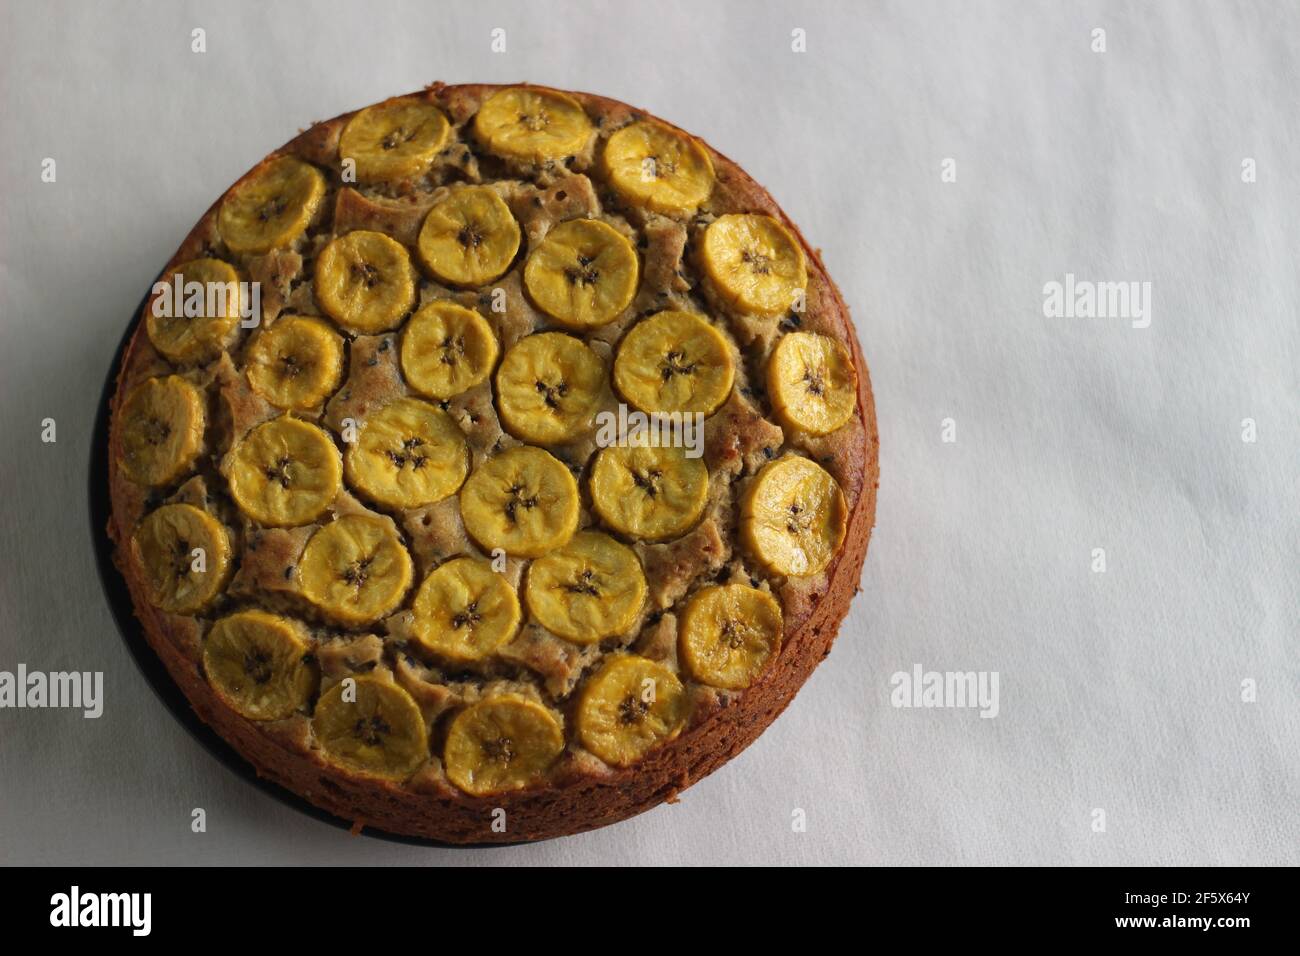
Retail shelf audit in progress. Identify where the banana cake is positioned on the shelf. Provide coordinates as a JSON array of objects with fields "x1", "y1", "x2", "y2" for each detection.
[{"x1": 105, "y1": 83, "x2": 879, "y2": 842}]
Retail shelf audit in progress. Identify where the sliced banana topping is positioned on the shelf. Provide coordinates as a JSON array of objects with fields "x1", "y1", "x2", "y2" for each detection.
[
  {"x1": 768, "y1": 331, "x2": 856, "y2": 435},
  {"x1": 613, "y1": 310, "x2": 734, "y2": 416},
  {"x1": 345, "y1": 397, "x2": 468, "y2": 509},
  {"x1": 313, "y1": 676, "x2": 428, "y2": 778},
  {"x1": 146, "y1": 258, "x2": 242, "y2": 364},
  {"x1": 602, "y1": 120, "x2": 714, "y2": 217},
  {"x1": 741, "y1": 455, "x2": 846, "y2": 577},
  {"x1": 576, "y1": 655, "x2": 686, "y2": 767},
  {"x1": 417, "y1": 186, "x2": 521, "y2": 287},
  {"x1": 338, "y1": 99, "x2": 451, "y2": 183},
  {"x1": 299, "y1": 514, "x2": 413, "y2": 626},
  {"x1": 227, "y1": 416, "x2": 343, "y2": 527},
  {"x1": 117, "y1": 375, "x2": 206, "y2": 487},
  {"x1": 443, "y1": 695, "x2": 565, "y2": 796},
  {"x1": 496, "y1": 332, "x2": 606, "y2": 445},
  {"x1": 473, "y1": 87, "x2": 594, "y2": 164},
  {"x1": 204, "y1": 610, "x2": 318, "y2": 720},
  {"x1": 679, "y1": 584, "x2": 782, "y2": 690},
  {"x1": 315, "y1": 229, "x2": 416, "y2": 334},
  {"x1": 411, "y1": 557, "x2": 521, "y2": 664},
  {"x1": 523, "y1": 218, "x2": 639, "y2": 329},
  {"x1": 133, "y1": 503, "x2": 232, "y2": 614},
  {"x1": 218, "y1": 155, "x2": 326, "y2": 256},
  {"x1": 245, "y1": 315, "x2": 345, "y2": 411},
  {"x1": 400, "y1": 301, "x2": 499, "y2": 401},
  {"x1": 459, "y1": 445, "x2": 579, "y2": 558},
  {"x1": 524, "y1": 530, "x2": 646, "y2": 644},
  {"x1": 590, "y1": 444, "x2": 708, "y2": 541},
  {"x1": 701, "y1": 213, "x2": 807, "y2": 317}
]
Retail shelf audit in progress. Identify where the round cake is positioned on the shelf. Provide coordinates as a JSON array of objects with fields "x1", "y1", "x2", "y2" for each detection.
[{"x1": 105, "y1": 83, "x2": 879, "y2": 843}]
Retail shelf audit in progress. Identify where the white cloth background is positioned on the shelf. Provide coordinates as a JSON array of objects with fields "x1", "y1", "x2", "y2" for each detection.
[{"x1": 1, "y1": 0, "x2": 1295, "y2": 866}]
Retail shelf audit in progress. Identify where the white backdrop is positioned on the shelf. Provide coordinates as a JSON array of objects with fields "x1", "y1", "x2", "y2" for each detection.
[{"x1": 1, "y1": 0, "x2": 1295, "y2": 866}]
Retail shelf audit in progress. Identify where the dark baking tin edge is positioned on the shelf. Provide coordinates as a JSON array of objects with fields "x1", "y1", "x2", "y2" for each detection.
[{"x1": 89, "y1": 278, "x2": 524, "y2": 850}]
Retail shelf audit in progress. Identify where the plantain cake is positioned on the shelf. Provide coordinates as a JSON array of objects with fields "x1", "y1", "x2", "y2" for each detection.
[{"x1": 105, "y1": 83, "x2": 879, "y2": 843}]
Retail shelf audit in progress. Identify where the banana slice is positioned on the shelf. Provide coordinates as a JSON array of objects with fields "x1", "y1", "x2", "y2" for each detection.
[
  {"x1": 411, "y1": 557, "x2": 521, "y2": 663},
  {"x1": 459, "y1": 445, "x2": 579, "y2": 558},
  {"x1": 133, "y1": 503, "x2": 232, "y2": 614},
  {"x1": 523, "y1": 219, "x2": 639, "y2": 329},
  {"x1": 146, "y1": 258, "x2": 242, "y2": 364},
  {"x1": 245, "y1": 315, "x2": 345, "y2": 411},
  {"x1": 299, "y1": 514, "x2": 414, "y2": 626},
  {"x1": 473, "y1": 87, "x2": 593, "y2": 164},
  {"x1": 315, "y1": 230, "x2": 416, "y2": 334},
  {"x1": 768, "y1": 331, "x2": 857, "y2": 435},
  {"x1": 679, "y1": 584, "x2": 782, "y2": 690},
  {"x1": 313, "y1": 676, "x2": 428, "y2": 778},
  {"x1": 345, "y1": 397, "x2": 468, "y2": 508},
  {"x1": 443, "y1": 695, "x2": 565, "y2": 796},
  {"x1": 524, "y1": 530, "x2": 646, "y2": 644},
  {"x1": 117, "y1": 375, "x2": 206, "y2": 487},
  {"x1": 601, "y1": 120, "x2": 714, "y2": 217},
  {"x1": 590, "y1": 444, "x2": 708, "y2": 541},
  {"x1": 400, "y1": 301, "x2": 499, "y2": 401},
  {"x1": 203, "y1": 610, "x2": 318, "y2": 720},
  {"x1": 218, "y1": 155, "x2": 326, "y2": 256},
  {"x1": 496, "y1": 332, "x2": 606, "y2": 445},
  {"x1": 416, "y1": 186, "x2": 521, "y2": 287},
  {"x1": 612, "y1": 310, "x2": 734, "y2": 416},
  {"x1": 338, "y1": 100, "x2": 451, "y2": 183},
  {"x1": 227, "y1": 416, "x2": 343, "y2": 527},
  {"x1": 741, "y1": 455, "x2": 846, "y2": 577},
  {"x1": 576, "y1": 655, "x2": 686, "y2": 767},
  {"x1": 701, "y1": 214, "x2": 807, "y2": 317}
]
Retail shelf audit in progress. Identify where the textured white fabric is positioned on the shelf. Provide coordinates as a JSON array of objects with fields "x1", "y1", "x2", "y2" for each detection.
[{"x1": 1, "y1": 0, "x2": 1295, "y2": 865}]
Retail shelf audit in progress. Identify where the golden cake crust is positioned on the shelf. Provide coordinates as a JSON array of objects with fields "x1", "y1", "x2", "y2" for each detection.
[{"x1": 105, "y1": 83, "x2": 879, "y2": 843}]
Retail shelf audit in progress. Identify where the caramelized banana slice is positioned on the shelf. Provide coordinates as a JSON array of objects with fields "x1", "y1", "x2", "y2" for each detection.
[
  {"x1": 411, "y1": 557, "x2": 521, "y2": 663},
  {"x1": 443, "y1": 695, "x2": 565, "y2": 796},
  {"x1": 345, "y1": 397, "x2": 468, "y2": 508},
  {"x1": 590, "y1": 444, "x2": 708, "y2": 541},
  {"x1": 768, "y1": 331, "x2": 857, "y2": 435},
  {"x1": 299, "y1": 514, "x2": 413, "y2": 626},
  {"x1": 117, "y1": 375, "x2": 206, "y2": 486},
  {"x1": 524, "y1": 530, "x2": 646, "y2": 644},
  {"x1": 459, "y1": 445, "x2": 579, "y2": 558},
  {"x1": 315, "y1": 230, "x2": 416, "y2": 334},
  {"x1": 218, "y1": 156, "x2": 326, "y2": 255},
  {"x1": 576, "y1": 655, "x2": 686, "y2": 767},
  {"x1": 146, "y1": 258, "x2": 242, "y2": 364},
  {"x1": 523, "y1": 219, "x2": 639, "y2": 329},
  {"x1": 701, "y1": 214, "x2": 807, "y2": 317},
  {"x1": 602, "y1": 120, "x2": 714, "y2": 217},
  {"x1": 227, "y1": 416, "x2": 343, "y2": 527},
  {"x1": 613, "y1": 310, "x2": 734, "y2": 416},
  {"x1": 473, "y1": 87, "x2": 593, "y2": 164},
  {"x1": 495, "y1": 332, "x2": 606, "y2": 445},
  {"x1": 246, "y1": 315, "x2": 345, "y2": 411},
  {"x1": 338, "y1": 99, "x2": 451, "y2": 183},
  {"x1": 313, "y1": 676, "x2": 428, "y2": 778},
  {"x1": 133, "y1": 503, "x2": 231, "y2": 614},
  {"x1": 416, "y1": 186, "x2": 521, "y2": 287},
  {"x1": 400, "y1": 301, "x2": 499, "y2": 400},
  {"x1": 204, "y1": 610, "x2": 318, "y2": 720},
  {"x1": 741, "y1": 455, "x2": 846, "y2": 577},
  {"x1": 679, "y1": 584, "x2": 782, "y2": 690}
]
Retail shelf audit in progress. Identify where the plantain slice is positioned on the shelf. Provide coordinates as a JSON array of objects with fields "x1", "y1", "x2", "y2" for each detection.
[
  {"x1": 133, "y1": 503, "x2": 232, "y2": 614},
  {"x1": 601, "y1": 119, "x2": 714, "y2": 217},
  {"x1": 741, "y1": 455, "x2": 846, "y2": 577},
  {"x1": 344, "y1": 397, "x2": 469, "y2": 508},
  {"x1": 767, "y1": 331, "x2": 857, "y2": 435},
  {"x1": 400, "y1": 301, "x2": 500, "y2": 401},
  {"x1": 219, "y1": 155, "x2": 326, "y2": 256},
  {"x1": 416, "y1": 186, "x2": 521, "y2": 287},
  {"x1": 443, "y1": 695, "x2": 565, "y2": 796},
  {"x1": 298, "y1": 514, "x2": 414, "y2": 626},
  {"x1": 315, "y1": 229, "x2": 416, "y2": 334},
  {"x1": 227, "y1": 416, "x2": 343, "y2": 527},
  {"x1": 411, "y1": 556, "x2": 521, "y2": 664},
  {"x1": 313, "y1": 676, "x2": 428, "y2": 778},
  {"x1": 146, "y1": 258, "x2": 243, "y2": 364},
  {"x1": 458, "y1": 445, "x2": 580, "y2": 558},
  {"x1": 612, "y1": 310, "x2": 734, "y2": 416},
  {"x1": 117, "y1": 375, "x2": 206, "y2": 487},
  {"x1": 245, "y1": 315, "x2": 345, "y2": 411},
  {"x1": 589, "y1": 443, "x2": 708, "y2": 541},
  {"x1": 204, "y1": 609, "x2": 318, "y2": 719},
  {"x1": 473, "y1": 87, "x2": 594, "y2": 164},
  {"x1": 576, "y1": 655, "x2": 687, "y2": 767},
  {"x1": 700, "y1": 213, "x2": 807, "y2": 317},
  {"x1": 679, "y1": 583, "x2": 783, "y2": 690},
  {"x1": 495, "y1": 332, "x2": 606, "y2": 445},
  {"x1": 338, "y1": 99, "x2": 451, "y2": 183},
  {"x1": 523, "y1": 218, "x2": 639, "y2": 329},
  {"x1": 524, "y1": 530, "x2": 646, "y2": 644}
]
